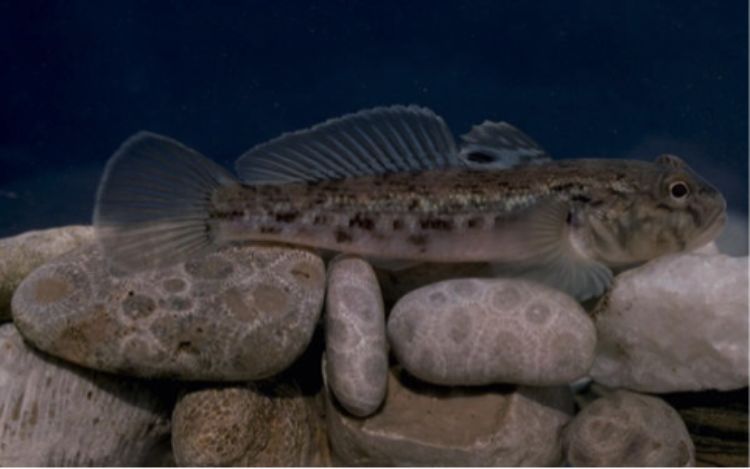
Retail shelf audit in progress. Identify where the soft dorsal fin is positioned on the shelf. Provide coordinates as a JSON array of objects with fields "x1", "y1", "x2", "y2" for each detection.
[
  {"x1": 459, "y1": 120, "x2": 551, "y2": 169},
  {"x1": 235, "y1": 105, "x2": 461, "y2": 184}
]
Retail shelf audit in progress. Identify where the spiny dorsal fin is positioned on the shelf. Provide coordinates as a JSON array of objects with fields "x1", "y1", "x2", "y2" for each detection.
[
  {"x1": 235, "y1": 105, "x2": 461, "y2": 184},
  {"x1": 459, "y1": 120, "x2": 551, "y2": 169}
]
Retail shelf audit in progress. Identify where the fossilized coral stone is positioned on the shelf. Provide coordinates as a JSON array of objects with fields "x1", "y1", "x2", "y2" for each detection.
[
  {"x1": 388, "y1": 278, "x2": 596, "y2": 386},
  {"x1": 171, "y1": 381, "x2": 325, "y2": 466},
  {"x1": 326, "y1": 366, "x2": 574, "y2": 466},
  {"x1": 563, "y1": 390, "x2": 695, "y2": 467},
  {"x1": 0, "y1": 323, "x2": 170, "y2": 466},
  {"x1": 0, "y1": 225, "x2": 94, "y2": 321},
  {"x1": 325, "y1": 256, "x2": 387, "y2": 417},
  {"x1": 11, "y1": 244, "x2": 325, "y2": 380}
]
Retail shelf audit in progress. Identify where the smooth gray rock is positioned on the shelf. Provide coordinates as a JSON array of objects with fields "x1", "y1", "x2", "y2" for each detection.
[
  {"x1": 591, "y1": 252, "x2": 748, "y2": 392},
  {"x1": 0, "y1": 323, "x2": 170, "y2": 466},
  {"x1": 388, "y1": 278, "x2": 596, "y2": 386},
  {"x1": 12, "y1": 244, "x2": 325, "y2": 381},
  {"x1": 325, "y1": 256, "x2": 387, "y2": 417},
  {"x1": 172, "y1": 381, "x2": 328, "y2": 466},
  {"x1": 563, "y1": 390, "x2": 695, "y2": 467},
  {"x1": 0, "y1": 225, "x2": 94, "y2": 321},
  {"x1": 326, "y1": 366, "x2": 574, "y2": 466}
]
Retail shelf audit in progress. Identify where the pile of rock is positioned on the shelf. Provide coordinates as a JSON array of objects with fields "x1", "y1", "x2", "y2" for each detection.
[{"x1": 0, "y1": 225, "x2": 747, "y2": 466}]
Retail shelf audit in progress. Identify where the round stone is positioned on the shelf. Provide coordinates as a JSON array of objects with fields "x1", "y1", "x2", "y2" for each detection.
[
  {"x1": 325, "y1": 256, "x2": 387, "y2": 417},
  {"x1": 171, "y1": 381, "x2": 326, "y2": 466},
  {"x1": 387, "y1": 278, "x2": 596, "y2": 386},
  {"x1": 326, "y1": 365, "x2": 574, "y2": 466},
  {"x1": 0, "y1": 225, "x2": 94, "y2": 321},
  {"x1": 563, "y1": 390, "x2": 695, "y2": 466},
  {"x1": 11, "y1": 244, "x2": 325, "y2": 381},
  {"x1": 0, "y1": 323, "x2": 170, "y2": 465}
]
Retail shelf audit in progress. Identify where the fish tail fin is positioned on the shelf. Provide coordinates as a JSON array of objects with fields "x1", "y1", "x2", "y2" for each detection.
[{"x1": 94, "y1": 131, "x2": 238, "y2": 273}]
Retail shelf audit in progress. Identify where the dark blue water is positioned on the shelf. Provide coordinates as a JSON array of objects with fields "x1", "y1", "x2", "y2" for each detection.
[{"x1": 1, "y1": 0, "x2": 747, "y2": 238}]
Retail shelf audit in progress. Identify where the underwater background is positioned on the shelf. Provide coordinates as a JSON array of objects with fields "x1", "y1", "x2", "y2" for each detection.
[{"x1": 0, "y1": 0, "x2": 747, "y2": 245}]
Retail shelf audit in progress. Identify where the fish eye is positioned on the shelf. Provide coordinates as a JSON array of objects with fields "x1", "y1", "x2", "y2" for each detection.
[{"x1": 669, "y1": 181, "x2": 689, "y2": 200}]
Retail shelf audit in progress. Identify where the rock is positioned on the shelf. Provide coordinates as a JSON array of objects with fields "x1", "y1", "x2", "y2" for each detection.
[
  {"x1": 12, "y1": 244, "x2": 325, "y2": 381},
  {"x1": 0, "y1": 225, "x2": 94, "y2": 321},
  {"x1": 171, "y1": 381, "x2": 326, "y2": 466},
  {"x1": 388, "y1": 278, "x2": 596, "y2": 386},
  {"x1": 326, "y1": 366, "x2": 574, "y2": 466},
  {"x1": 0, "y1": 323, "x2": 171, "y2": 466},
  {"x1": 590, "y1": 252, "x2": 748, "y2": 392},
  {"x1": 563, "y1": 390, "x2": 695, "y2": 467},
  {"x1": 375, "y1": 261, "x2": 493, "y2": 306},
  {"x1": 325, "y1": 256, "x2": 387, "y2": 417}
]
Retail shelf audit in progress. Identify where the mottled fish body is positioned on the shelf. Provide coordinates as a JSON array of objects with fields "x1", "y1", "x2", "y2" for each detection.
[{"x1": 94, "y1": 106, "x2": 726, "y2": 299}]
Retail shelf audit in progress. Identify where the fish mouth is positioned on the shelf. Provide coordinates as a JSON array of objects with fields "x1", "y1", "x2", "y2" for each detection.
[{"x1": 690, "y1": 208, "x2": 727, "y2": 250}]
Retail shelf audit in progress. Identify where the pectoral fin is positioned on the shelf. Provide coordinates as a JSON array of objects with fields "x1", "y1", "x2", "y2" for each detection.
[{"x1": 492, "y1": 200, "x2": 612, "y2": 300}]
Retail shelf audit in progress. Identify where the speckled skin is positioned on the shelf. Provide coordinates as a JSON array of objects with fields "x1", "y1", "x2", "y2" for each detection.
[
  {"x1": 387, "y1": 278, "x2": 596, "y2": 386},
  {"x1": 11, "y1": 244, "x2": 325, "y2": 381},
  {"x1": 563, "y1": 390, "x2": 695, "y2": 466},
  {"x1": 0, "y1": 324, "x2": 170, "y2": 466},
  {"x1": 325, "y1": 365, "x2": 574, "y2": 466},
  {"x1": 171, "y1": 381, "x2": 326, "y2": 466},
  {"x1": 325, "y1": 256, "x2": 387, "y2": 417},
  {"x1": 214, "y1": 157, "x2": 726, "y2": 267}
]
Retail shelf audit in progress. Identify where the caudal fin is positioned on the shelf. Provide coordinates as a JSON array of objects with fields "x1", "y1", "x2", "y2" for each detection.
[{"x1": 94, "y1": 131, "x2": 237, "y2": 273}]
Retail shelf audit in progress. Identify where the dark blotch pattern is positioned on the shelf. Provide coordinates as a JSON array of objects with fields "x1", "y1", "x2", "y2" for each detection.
[
  {"x1": 419, "y1": 218, "x2": 453, "y2": 231},
  {"x1": 349, "y1": 213, "x2": 376, "y2": 231},
  {"x1": 335, "y1": 229, "x2": 353, "y2": 243}
]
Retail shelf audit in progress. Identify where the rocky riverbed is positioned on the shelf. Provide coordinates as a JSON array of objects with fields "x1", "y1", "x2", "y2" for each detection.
[{"x1": 1, "y1": 225, "x2": 747, "y2": 466}]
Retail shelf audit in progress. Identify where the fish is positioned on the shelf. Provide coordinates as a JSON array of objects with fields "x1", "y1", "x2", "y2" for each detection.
[{"x1": 93, "y1": 105, "x2": 727, "y2": 300}]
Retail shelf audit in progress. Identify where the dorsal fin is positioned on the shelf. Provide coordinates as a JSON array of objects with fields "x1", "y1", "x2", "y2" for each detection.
[
  {"x1": 235, "y1": 105, "x2": 461, "y2": 184},
  {"x1": 459, "y1": 120, "x2": 551, "y2": 169}
]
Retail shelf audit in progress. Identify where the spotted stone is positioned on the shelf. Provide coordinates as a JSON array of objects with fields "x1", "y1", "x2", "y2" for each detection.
[
  {"x1": 563, "y1": 390, "x2": 695, "y2": 466},
  {"x1": 387, "y1": 278, "x2": 596, "y2": 386},
  {"x1": 11, "y1": 244, "x2": 325, "y2": 381},
  {"x1": 324, "y1": 256, "x2": 387, "y2": 417}
]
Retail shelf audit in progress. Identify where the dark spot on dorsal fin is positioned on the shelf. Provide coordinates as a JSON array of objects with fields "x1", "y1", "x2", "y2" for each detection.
[
  {"x1": 392, "y1": 219, "x2": 404, "y2": 230},
  {"x1": 465, "y1": 152, "x2": 495, "y2": 164},
  {"x1": 571, "y1": 194, "x2": 591, "y2": 204}
]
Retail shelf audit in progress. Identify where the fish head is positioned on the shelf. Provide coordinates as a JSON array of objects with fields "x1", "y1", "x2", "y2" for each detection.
[{"x1": 587, "y1": 154, "x2": 727, "y2": 266}]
